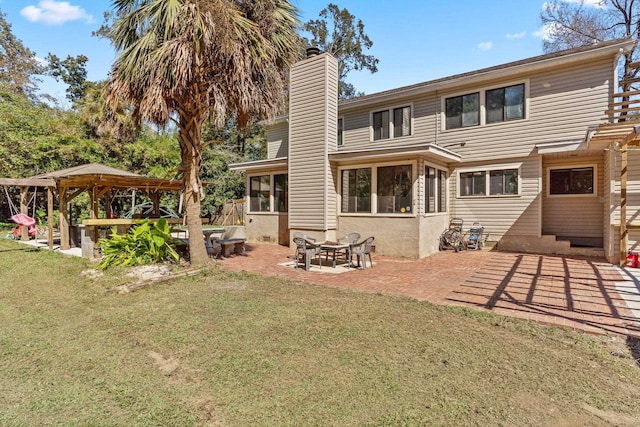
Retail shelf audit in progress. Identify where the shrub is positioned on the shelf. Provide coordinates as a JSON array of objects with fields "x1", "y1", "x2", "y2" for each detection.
[{"x1": 98, "y1": 218, "x2": 181, "y2": 270}]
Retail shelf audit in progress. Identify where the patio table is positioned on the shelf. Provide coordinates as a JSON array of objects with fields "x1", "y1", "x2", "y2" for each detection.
[{"x1": 320, "y1": 242, "x2": 350, "y2": 268}]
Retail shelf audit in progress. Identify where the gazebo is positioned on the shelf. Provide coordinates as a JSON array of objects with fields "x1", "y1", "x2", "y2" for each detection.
[{"x1": 1, "y1": 163, "x2": 184, "y2": 251}]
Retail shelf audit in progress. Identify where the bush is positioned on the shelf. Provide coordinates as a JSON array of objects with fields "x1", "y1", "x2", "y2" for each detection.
[{"x1": 98, "y1": 218, "x2": 181, "y2": 270}]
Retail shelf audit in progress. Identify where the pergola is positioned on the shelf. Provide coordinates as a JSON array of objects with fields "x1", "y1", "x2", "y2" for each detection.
[
  {"x1": 588, "y1": 81, "x2": 640, "y2": 265},
  {"x1": 0, "y1": 163, "x2": 184, "y2": 250}
]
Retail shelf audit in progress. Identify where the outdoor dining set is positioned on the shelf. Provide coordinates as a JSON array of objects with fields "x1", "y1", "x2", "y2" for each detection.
[{"x1": 292, "y1": 232, "x2": 374, "y2": 271}]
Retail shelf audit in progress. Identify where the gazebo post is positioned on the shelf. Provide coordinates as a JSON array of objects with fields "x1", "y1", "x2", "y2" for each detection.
[
  {"x1": 151, "y1": 191, "x2": 160, "y2": 217},
  {"x1": 59, "y1": 187, "x2": 70, "y2": 250},
  {"x1": 47, "y1": 186, "x2": 54, "y2": 250},
  {"x1": 105, "y1": 189, "x2": 112, "y2": 219},
  {"x1": 91, "y1": 187, "x2": 99, "y2": 219},
  {"x1": 20, "y1": 186, "x2": 29, "y2": 241},
  {"x1": 620, "y1": 143, "x2": 628, "y2": 266}
]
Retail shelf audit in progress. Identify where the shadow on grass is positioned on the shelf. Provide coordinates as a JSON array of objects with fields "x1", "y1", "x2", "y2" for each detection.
[
  {"x1": 628, "y1": 337, "x2": 640, "y2": 368},
  {"x1": 0, "y1": 247, "x2": 41, "y2": 254}
]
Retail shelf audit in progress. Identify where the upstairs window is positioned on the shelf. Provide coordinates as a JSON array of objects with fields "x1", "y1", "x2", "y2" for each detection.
[
  {"x1": 372, "y1": 106, "x2": 412, "y2": 140},
  {"x1": 337, "y1": 117, "x2": 344, "y2": 146},
  {"x1": 372, "y1": 110, "x2": 389, "y2": 140},
  {"x1": 486, "y1": 84, "x2": 524, "y2": 124},
  {"x1": 445, "y1": 93, "x2": 479, "y2": 130}
]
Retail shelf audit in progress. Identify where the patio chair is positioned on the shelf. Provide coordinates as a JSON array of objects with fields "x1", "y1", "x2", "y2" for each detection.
[
  {"x1": 292, "y1": 231, "x2": 316, "y2": 242},
  {"x1": 334, "y1": 232, "x2": 360, "y2": 265},
  {"x1": 350, "y1": 236, "x2": 375, "y2": 269},
  {"x1": 293, "y1": 236, "x2": 322, "y2": 270}
]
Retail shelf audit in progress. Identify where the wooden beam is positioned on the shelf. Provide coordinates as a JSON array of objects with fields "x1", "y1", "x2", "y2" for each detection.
[
  {"x1": 20, "y1": 186, "x2": 29, "y2": 240},
  {"x1": 47, "y1": 187, "x2": 53, "y2": 250},
  {"x1": 627, "y1": 61, "x2": 640, "y2": 69},
  {"x1": 0, "y1": 178, "x2": 55, "y2": 187},
  {"x1": 604, "y1": 105, "x2": 640, "y2": 115},
  {"x1": 619, "y1": 76, "x2": 640, "y2": 85},
  {"x1": 59, "y1": 187, "x2": 70, "y2": 250},
  {"x1": 620, "y1": 145, "x2": 628, "y2": 266},
  {"x1": 612, "y1": 89, "x2": 640, "y2": 98}
]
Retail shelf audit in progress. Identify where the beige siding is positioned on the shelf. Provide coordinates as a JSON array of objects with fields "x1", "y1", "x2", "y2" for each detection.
[
  {"x1": 267, "y1": 122, "x2": 288, "y2": 159},
  {"x1": 337, "y1": 58, "x2": 612, "y2": 163},
  {"x1": 288, "y1": 53, "x2": 338, "y2": 230},
  {"x1": 450, "y1": 156, "x2": 541, "y2": 239},
  {"x1": 542, "y1": 156, "x2": 604, "y2": 243}
]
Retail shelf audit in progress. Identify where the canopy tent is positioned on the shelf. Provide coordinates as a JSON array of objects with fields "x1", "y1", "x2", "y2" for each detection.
[{"x1": 1, "y1": 163, "x2": 185, "y2": 250}]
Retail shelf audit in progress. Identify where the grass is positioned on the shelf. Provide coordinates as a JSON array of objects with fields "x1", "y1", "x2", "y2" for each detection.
[{"x1": 1, "y1": 239, "x2": 640, "y2": 426}]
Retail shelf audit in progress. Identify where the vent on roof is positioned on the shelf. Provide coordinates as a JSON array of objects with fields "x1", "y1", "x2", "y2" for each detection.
[{"x1": 306, "y1": 47, "x2": 321, "y2": 58}]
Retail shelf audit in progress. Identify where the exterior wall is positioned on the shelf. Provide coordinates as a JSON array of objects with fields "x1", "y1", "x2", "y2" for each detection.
[
  {"x1": 245, "y1": 213, "x2": 281, "y2": 243},
  {"x1": 436, "y1": 59, "x2": 612, "y2": 162},
  {"x1": 338, "y1": 215, "x2": 420, "y2": 258},
  {"x1": 419, "y1": 214, "x2": 450, "y2": 257},
  {"x1": 542, "y1": 155, "x2": 604, "y2": 246},
  {"x1": 267, "y1": 122, "x2": 288, "y2": 159},
  {"x1": 450, "y1": 156, "x2": 542, "y2": 240},
  {"x1": 335, "y1": 58, "x2": 612, "y2": 164},
  {"x1": 288, "y1": 53, "x2": 339, "y2": 233}
]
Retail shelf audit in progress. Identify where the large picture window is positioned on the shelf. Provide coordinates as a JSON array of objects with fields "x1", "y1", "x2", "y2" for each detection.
[
  {"x1": 549, "y1": 167, "x2": 594, "y2": 195},
  {"x1": 377, "y1": 165, "x2": 412, "y2": 214},
  {"x1": 445, "y1": 93, "x2": 479, "y2": 130},
  {"x1": 486, "y1": 84, "x2": 524, "y2": 124},
  {"x1": 341, "y1": 168, "x2": 372, "y2": 213},
  {"x1": 249, "y1": 175, "x2": 270, "y2": 212},
  {"x1": 426, "y1": 166, "x2": 447, "y2": 213},
  {"x1": 274, "y1": 174, "x2": 288, "y2": 212},
  {"x1": 459, "y1": 168, "x2": 519, "y2": 197}
]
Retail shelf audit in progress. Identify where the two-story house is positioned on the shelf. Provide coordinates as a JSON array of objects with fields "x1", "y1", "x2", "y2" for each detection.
[{"x1": 230, "y1": 38, "x2": 640, "y2": 264}]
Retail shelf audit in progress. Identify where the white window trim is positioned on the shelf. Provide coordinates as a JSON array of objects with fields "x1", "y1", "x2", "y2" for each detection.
[
  {"x1": 369, "y1": 103, "x2": 414, "y2": 142},
  {"x1": 247, "y1": 170, "x2": 288, "y2": 213},
  {"x1": 338, "y1": 160, "x2": 418, "y2": 216},
  {"x1": 441, "y1": 79, "x2": 530, "y2": 132},
  {"x1": 424, "y1": 162, "x2": 449, "y2": 215},
  {"x1": 456, "y1": 162, "x2": 522, "y2": 198},
  {"x1": 546, "y1": 163, "x2": 598, "y2": 198}
]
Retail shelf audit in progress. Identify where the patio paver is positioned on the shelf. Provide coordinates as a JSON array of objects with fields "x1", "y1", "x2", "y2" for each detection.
[{"x1": 219, "y1": 243, "x2": 640, "y2": 338}]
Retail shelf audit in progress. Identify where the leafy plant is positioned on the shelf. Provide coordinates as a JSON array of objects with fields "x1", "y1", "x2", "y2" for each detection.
[{"x1": 98, "y1": 218, "x2": 181, "y2": 269}]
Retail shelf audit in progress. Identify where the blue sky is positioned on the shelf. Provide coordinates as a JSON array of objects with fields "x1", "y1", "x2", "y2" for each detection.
[{"x1": 0, "y1": 0, "x2": 604, "y2": 106}]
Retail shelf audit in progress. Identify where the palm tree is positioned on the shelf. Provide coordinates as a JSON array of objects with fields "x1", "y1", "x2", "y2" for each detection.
[{"x1": 106, "y1": 0, "x2": 300, "y2": 264}]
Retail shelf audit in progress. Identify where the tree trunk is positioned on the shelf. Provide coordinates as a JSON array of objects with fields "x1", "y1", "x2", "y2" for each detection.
[{"x1": 179, "y1": 110, "x2": 208, "y2": 265}]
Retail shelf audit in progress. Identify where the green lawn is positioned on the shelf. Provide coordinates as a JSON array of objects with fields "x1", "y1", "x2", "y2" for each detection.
[{"x1": 1, "y1": 239, "x2": 639, "y2": 426}]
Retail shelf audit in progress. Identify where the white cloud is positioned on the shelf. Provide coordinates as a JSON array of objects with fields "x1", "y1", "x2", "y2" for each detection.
[
  {"x1": 533, "y1": 22, "x2": 558, "y2": 41},
  {"x1": 21, "y1": 1, "x2": 93, "y2": 25},
  {"x1": 564, "y1": 0, "x2": 606, "y2": 8},
  {"x1": 477, "y1": 42, "x2": 493, "y2": 51},
  {"x1": 506, "y1": 31, "x2": 526, "y2": 40}
]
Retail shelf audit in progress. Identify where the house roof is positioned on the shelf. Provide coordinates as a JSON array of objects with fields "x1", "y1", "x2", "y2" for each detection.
[{"x1": 339, "y1": 38, "x2": 633, "y2": 109}]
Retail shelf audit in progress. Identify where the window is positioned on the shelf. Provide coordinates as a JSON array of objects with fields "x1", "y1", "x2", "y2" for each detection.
[
  {"x1": 459, "y1": 168, "x2": 519, "y2": 197},
  {"x1": 426, "y1": 167, "x2": 447, "y2": 213},
  {"x1": 341, "y1": 168, "x2": 371, "y2": 213},
  {"x1": 274, "y1": 174, "x2": 288, "y2": 212},
  {"x1": 460, "y1": 171, "x2": 486, "y2": 196},
  {"x1": 372, "y1": 110, "x2": 389, "y2": 140},
  {"x1": 372, "y1": 106, "x2": 412, "y2": 140},
  {"x1": 337, "y1": 117, "x2": 343, "y2": 146},
  {"x1": 486, "y1": 84, "x2": 524, "y2": 124},
  {"x1": 377, "y1": 165, "x2": 412, "y2": 214},
  {"x1": 549, "y1": 167, "x2": 594, "y2": 195},
  {"x1": 445, "y1": 93, "x2": 479, "y2": 129},
  {"x1": 393, "y1": 106, "x2": 411, "y2": 138},
  {"x1": 249, "y1": 175, "x2": 270, "y2": 211},
  {"x1": 490, "y1": 169, "x2": 518, "y2": 195}
]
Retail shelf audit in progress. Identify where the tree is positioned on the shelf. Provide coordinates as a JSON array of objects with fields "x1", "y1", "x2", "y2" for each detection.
[
  {"x1": 46, "y1": 53, "x2": 92, "y2": 104},
  {"x1": 106, "y1": 0, "x2": 300, "y2": 265},
  {"x1": 541, "y1": 0, "x2": 639, "y2": 93},
  {"x1": 303, "y1": 3, "x2": 378, "y2": 99},
  {"x1": 0, "y1": 9, "x2": 43, "y2": 97}
]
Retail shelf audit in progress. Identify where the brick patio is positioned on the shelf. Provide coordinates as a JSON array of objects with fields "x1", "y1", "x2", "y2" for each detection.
[{"x1": 219, "y1": 242, "x2": 640, "y2": 338}]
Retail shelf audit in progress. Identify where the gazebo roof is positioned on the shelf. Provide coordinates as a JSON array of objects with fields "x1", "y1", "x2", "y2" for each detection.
[
  {"x1": 32, "y1": 163, "x2": 142, "y2": 179},
  {"x1": 30, "y1": 163, "x2": 184, "y2": 191}
]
